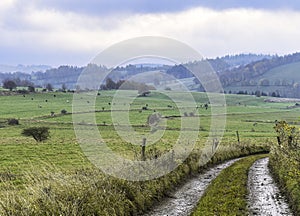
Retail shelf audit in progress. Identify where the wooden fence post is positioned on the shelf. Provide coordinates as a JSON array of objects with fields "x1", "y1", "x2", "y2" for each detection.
[
  {"x1": 236, "y1": 130, "x2": 240, "y2": 145},
  {"x1": 141, "y1": 138, "x2": 146, "y2": 161}
]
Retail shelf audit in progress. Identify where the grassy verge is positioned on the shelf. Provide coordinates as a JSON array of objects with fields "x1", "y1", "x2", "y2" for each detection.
[
  {"x1": 191, "y1": 154, "x2": 268, "y2": 216},
  {"x1": 269, "y1": 121, "x2": 300, "y2": 215},
  {"x1": 269, "y1": 151, "x2": 300, "y2": 214},
  {"x1": 0, "y1": 144, "x2": 268, "y2": 215}
]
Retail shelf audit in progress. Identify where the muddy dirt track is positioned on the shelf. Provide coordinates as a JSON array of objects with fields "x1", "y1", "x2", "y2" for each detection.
[
  {"x1": 247, "y1": 157, "x2": 293, "y2": 216},
  {"x1": 144, "y1": 156, "x2": 293, "y2": 216},
  {"x1": 144, "y1": 158, "x2": 241, "y2": 216}
]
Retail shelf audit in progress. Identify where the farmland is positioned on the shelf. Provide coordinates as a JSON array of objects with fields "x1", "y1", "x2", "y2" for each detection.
[{"x1": 0, "y1": 90, "x2": 299, "y2": 214}]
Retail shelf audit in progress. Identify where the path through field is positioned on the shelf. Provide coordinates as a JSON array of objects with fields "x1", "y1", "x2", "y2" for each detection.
[
  {"x1": 247, "y1": 157, "x2": 293, "y2": 216},
  {"x1": 145, "y1": 156, "x2": 293, "y2": 216},
  {"x1": 144, "y1": 158, "x2": 241, "y2": 216}
]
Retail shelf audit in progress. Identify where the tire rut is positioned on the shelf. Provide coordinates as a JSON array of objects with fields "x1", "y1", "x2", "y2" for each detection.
[{"x1": 247, "y1": 157, "x2": 293, "y2": 216}]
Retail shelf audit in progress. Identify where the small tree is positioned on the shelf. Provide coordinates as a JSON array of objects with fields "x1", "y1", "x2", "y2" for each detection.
[
  {"x1": 138, "y1": 84, "x2": 151, "y2": 97},
  {"x1": 22, "y1": 127, "x2": 50, "y2": 142},
  {"x1": 28, "y1": 86, "x2": 35, "y2": 92},
  {"x1": 45, "y1": 83, "x2": 53, "y2": 92},
  {"x1": 255, "y1": 90, "x2": 261, "y2": 97},
  {"x1": 75, "y1": 85, "x2": 81, "y2": 93},
  {"x1": 61, "y1": 83, "x2": 67, "y2": 91},
  {"x1": 3, "y1": 80, "x2": 17, "y2": 91}
]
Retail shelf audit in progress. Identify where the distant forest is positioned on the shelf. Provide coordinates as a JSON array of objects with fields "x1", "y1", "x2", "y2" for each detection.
[{"x1": 1, "y1": 53, "x2": 300, "y2": 98}]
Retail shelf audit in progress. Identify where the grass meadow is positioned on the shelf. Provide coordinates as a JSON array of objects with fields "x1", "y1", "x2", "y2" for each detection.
[{"x1": 0, "y1": 90, "x2": 299, "y2": 214}]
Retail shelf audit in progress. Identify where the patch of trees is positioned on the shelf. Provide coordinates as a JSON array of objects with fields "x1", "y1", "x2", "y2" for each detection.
[
  {"x1": 3, "y1": 80, "x2": 17, "y2": 91},
  {"x1": 166, "y1": 65, "x2": 193, "y2": 79},
  {"x1": 2, "y1": 78, "x2": 35, "y2": 91},
  {"x1": 112, "y1": 64, "x2": 171, "y2": 79},
  {"x1": 33, "y1": 65, "x2": 84, "y2": 88},
  {"x1": 100, "y1": 78, "x2": 154, "y2": 94},
  {"x1": 45, "y1": 83, "x2": 53, "y2": 91},
  {"x1": 220, "y1": 53, "x2": 273, "y2": 67},
  {"x1": 227, "y1": 89, "x2": 281, "y2": 97}
]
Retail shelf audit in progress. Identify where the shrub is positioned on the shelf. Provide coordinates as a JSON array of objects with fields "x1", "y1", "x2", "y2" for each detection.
[
  {"x1": 28, "y1": 86, "x2": 35, "y2": 92},
  {"x1": 270, "y1": 121, "x2": 300, "y2": 214},
  {"x1": 17, "y1": 89, "x2": 29, "y2": 94},
  {"x1": 7, "y1": 118, "x2": 19, "y2": 125},
  {"x1": 61, "y1": 109, "x2": 67, "y2": 115},
  {"x1": 22, "y1": 127, "x2": 50, "y2": 142}
]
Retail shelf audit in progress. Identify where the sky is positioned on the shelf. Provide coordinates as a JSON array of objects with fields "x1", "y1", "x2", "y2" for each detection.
[{"x1": 1, "y1": 0, "x2": 300, "y2": 66}]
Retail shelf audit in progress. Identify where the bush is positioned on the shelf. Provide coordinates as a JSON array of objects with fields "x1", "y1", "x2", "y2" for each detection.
[
  {"x1": 17, "y1": 89, "x2": 29, "y2": 94},
  {"x1": 28, "y1": 86, "x2": 35, "y2": 92},
  {"x1": 61, "y1": 109, "x2": 67, "y2": 114},
  {"x1": 22, "y1": 127, "x2": 50, "y2": 142},
  {"x1": 270, "y1": 121, "x2": 300, "y2": 214},
  {"x1": 7, "y1": 118, "x2": 19, "y2": 125}
]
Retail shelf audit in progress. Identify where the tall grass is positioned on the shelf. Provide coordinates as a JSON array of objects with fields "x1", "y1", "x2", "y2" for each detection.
[
  {"x1": 0, "y1": 142, "x2": 269, "y2": 215},
  {"x1": 269, "y1": 121, "x2": 300, "y2": 215}
]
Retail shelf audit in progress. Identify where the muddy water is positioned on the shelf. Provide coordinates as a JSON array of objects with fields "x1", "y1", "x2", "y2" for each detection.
[
  {"x1": 248, "y1": 157, "x2": 293, "y2": 216},
  {"x1": 144, "y1": 158, "x2": 241, "y2": 216}
]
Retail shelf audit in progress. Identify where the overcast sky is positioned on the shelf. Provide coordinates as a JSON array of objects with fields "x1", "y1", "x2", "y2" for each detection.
[{"x1": 1, "y1": 0, "x2": 300, "y2": 66}]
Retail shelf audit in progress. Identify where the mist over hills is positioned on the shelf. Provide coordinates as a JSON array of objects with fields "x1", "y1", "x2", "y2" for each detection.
[
  {"x1": 1, "y1": 53, "x2": 300, "y2": 98},
  {"x1": 0, "y1": 64, "x2": 51, "y2": 74}
]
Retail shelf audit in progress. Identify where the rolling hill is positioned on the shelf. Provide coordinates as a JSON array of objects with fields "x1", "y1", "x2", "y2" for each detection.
[
  {"x1": 254, "y1": 62, "x2": 300, "y2": 84},
  {"x1": 1, "y1": 53, "x2": 300, "y2": 98}
]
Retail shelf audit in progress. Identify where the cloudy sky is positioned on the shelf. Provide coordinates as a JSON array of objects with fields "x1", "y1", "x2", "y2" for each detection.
[{"x1": 1, "y1": 0, "x2": 300, "y2": 66}]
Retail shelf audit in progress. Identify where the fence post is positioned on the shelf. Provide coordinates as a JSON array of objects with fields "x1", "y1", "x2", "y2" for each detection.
[
  {"x1": 236, "y1": 130, "x2": 240, "y2": 145},
  {"x1": 141, "y1": 138, "x2": 146, "y2": 161}
]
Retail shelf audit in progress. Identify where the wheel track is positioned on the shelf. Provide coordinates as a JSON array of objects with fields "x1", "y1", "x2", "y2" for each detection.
[{"x1": 247, "y1": 157, "x2": 293, "y2": 216}]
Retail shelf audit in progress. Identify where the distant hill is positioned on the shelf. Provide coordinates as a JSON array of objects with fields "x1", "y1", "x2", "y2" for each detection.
[
  {"x1": 252, "y1": 62, "x2": 300, "y2": 84},
  {"x1": 166, "y1": 53, "x2": 273, "y2": 79},
  {"x1": 1, "y1": 53, "x2": 300, "y2": 98},
  {"x1": 219, "y1": 53, "x2": 300, "y2": 98}
]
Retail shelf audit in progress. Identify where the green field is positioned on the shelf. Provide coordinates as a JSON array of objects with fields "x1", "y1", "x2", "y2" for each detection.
[
  {"x1": 0, "y1": 90, "x2": 299, "y2": 214},
  {"x1": 1, "y1": 90, "x2": 299, "y2": 174},
  {"x1": 257, "y1": 62, "x2": 300, "y2": 83}
]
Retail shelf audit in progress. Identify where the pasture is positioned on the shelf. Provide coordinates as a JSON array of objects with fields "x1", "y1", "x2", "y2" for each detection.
[
  {"x1": 0, "y1": 90, "x2": 299, "y2": 214},
  {"x1": 0, "y1": 90, "x2": 299, "y2": 173}
]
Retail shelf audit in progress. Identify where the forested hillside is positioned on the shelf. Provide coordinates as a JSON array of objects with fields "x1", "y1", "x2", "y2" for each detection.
[{"x1": 1, "y1": 53, "x2": 300, "y2": 98}]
